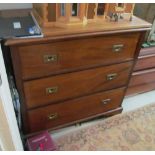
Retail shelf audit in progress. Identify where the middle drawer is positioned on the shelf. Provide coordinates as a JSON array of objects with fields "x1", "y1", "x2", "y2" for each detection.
[{"x1": 24, "y1": 61, "x2": 133, "y2": 109}]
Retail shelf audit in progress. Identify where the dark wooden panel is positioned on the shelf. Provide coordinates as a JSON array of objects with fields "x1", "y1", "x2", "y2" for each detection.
[
  {"x1": 27, "y1": 87, "x2": 125, "y2": 133},
  {"x1": 126, "y1": 81, "x2": 155, "y2": 96},
  {"x1": 126, "y1": 46, "x2": 155, "y2": 96},
  {"x1": 139, "y1": 47, "x2": 155, "y2": 56},
  {"x1": 47, "y1": 4, "x2": 56, "y2": 22},
  {"x1": 129, "y1": 68, "x2": 155, "y2": 87},
  {"x1": 18, "y1": 33, "x2": 139, "y2": 80},
  {"x1": 24, "y1": 61, "x2": 132, "y2": 109},
  {"x1": 134, "y1": 54, "x2": 155, "y2": 71},
  {"x1": 10, "y1": 46, "x2": 30, "y2": 133}
]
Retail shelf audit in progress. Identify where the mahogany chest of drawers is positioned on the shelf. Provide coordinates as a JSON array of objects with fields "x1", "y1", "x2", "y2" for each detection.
[{"x1": 6, "y1": 16, "x2": 151, "y2": 135}]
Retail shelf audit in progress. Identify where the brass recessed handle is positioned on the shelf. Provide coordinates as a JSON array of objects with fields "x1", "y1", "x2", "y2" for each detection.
[
  {"x1": 48, "y1": 113, "x2": 58, "y2": 120},
  {"x1": 46, "y1": 86, "x2": 58, "y2": 94},
  {"x1": 106, "y1": 73, "x2": 118, "y2": 81},
  {"x1": 44, "y1": 54, "x2": 58, "y2": 63},
  {"x1": 113, "y1": 44, "x2": 124, "y2": 52},
  {"x1": 101, "y1": 98, "x2": 111, "y2": 105}
]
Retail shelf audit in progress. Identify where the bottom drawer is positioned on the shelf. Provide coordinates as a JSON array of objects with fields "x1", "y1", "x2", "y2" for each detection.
[{"x1": 27, "y1": 87, "x2": 125, "y2": 133}]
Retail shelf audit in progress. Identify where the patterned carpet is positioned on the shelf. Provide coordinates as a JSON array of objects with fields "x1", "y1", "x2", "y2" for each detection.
[{"x1": 54, "y1": 103, "x2": 155, "y2": 151}]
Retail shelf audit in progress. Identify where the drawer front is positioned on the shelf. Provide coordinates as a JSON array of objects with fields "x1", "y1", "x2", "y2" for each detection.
[
  {"x1": 126, "y1": 81, "x2": 155, "y2": 96},
  {"x1": 134, "y1": 54, "x2": 155, "y2": 71},
  {"x1": 129, "y1": 68, "x2": 155, "y2": 87},
  {"x1": 27, "y1": 87, "x2": 125, "y2": 133},
  {"x1": 19, "y1": 33, "x2": 139, "y2": 79},
  {"x1": 24, "y1": 61, "x2": 132, "y2": 109},
  {"x1": 138, "y1": 47, "x2": 155, "y2": 57}
]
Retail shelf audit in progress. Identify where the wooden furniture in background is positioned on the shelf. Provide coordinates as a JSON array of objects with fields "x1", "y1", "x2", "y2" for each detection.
[
  {"x1": 5, "y1": 8, "x2": 151, "y2": 135},
  {"x1": 126, "y1": 4, "x2": 155, "y2": 96},
  {"x1": 126, "y1": 47, "x2": 155, "y2": 96}
]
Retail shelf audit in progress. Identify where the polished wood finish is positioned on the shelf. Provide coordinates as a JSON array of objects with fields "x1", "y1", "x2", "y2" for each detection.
[
  {"x1": 7, "y1": 9, "x2": 150, "y2": 134},
  {"x1": 33, "y1": 3, "x2": 88, "y2": 28},
  {"x1": 24, "y1": 62, "x2": 132, "y2": 109},
  {"x1": 10, "y1": 30, "x2": 147, "y2": 134},
  {"x1": 26, "y1": 107, "x2": 123, "y2": 137},
  {"x1": 134, "y1": 46, "x2": 155, "y2": 71},
  {"x1": 27, "y1": 87, "x2": 125, "y2": 133},
  {"x1": 33, "y1": 4, "x2": 48, "y2": 22},
  {"x1": 33, "y1": 3, "x2": 134, "y2": 28},
  {"x1": 5, "y1": 16, "x2": 151, "y2": 46},
  {"x1": 126, "y1": 47, "x2": 155, "y2": 96},
  {"x1": 139, "y1": 47, "x2": 155, "y2": 56},
  {"x1": 87, "y1": 4, "x2": 96, "y2": 19},
  {"x1": 129, "y1": 69, "x2": 155, "y2": 87},
  {"x1": 126, "y1": 81, "x2": 155, "y2": 96},
  {"x1": 18, "y1": 33, "x2": 139, "y2": 80},
  {"x1": 134, "y1": 54, "x2": 155, "y2": 71}
]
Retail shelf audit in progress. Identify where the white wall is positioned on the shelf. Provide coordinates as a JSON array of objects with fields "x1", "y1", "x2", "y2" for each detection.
[{"x1": 0, "y1": 3, "x2": 32, "y2": 10}]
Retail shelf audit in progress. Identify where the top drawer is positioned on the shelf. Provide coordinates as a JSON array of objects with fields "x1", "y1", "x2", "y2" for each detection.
[{"x1": 18, "y1": 33, "x2": 139, "y2": 80}]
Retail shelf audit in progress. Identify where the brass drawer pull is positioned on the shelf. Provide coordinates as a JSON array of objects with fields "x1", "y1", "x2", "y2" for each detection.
[
  {"x1": 101, "y1": 98, "x2": 111, "y2": 105},
  {"x1": 106, "y1": 73, "x2": 117, "y2": 81},
  {"x1": 48, "y1": 113, "x2": 58, "y2": 120},
  {"x1": 113, "y1": 44, "x2": 124, "y2": 52},
  {"x1": 46, "y1": 86, "x2": 58, "y2": 94},
  {"x1": 44, "y1": 54, "x2": 58, "y2": 63}
]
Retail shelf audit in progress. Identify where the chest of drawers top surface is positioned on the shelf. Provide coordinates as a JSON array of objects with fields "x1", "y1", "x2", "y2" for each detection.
[{"x1": 6, "y1": 15, "x2": 151, "y2": 46}]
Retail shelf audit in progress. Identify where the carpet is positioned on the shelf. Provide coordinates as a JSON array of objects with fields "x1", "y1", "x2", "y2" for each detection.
[{"x1": 54, "y1": 103, "x2": 155, "y2": 151}]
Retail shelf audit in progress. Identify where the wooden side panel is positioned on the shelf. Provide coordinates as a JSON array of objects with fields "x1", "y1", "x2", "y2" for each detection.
[{"x1": 10, "y1": 47, "x2": 30, "y2": 133}]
